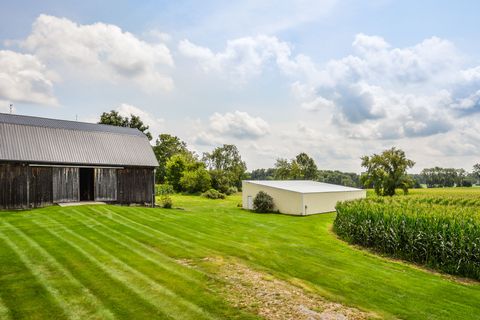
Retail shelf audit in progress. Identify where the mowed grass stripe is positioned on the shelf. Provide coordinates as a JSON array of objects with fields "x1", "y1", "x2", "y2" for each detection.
[
  {"x1": 89, "y1": 207, "x2": 199, "y2": 253},
  {"x1": 0, "y1": 295, "x2": 11, "y2": 320},
  {"x1": 65, "y1": 208, "x2": 204, "y2": 285},
  {"x1": 0, "y1": 227, "x2": 73, "y2": 319},
  {"x1": 35, "y1": 216, "x2": 215, "y2": 320},
  {"x1": 2, "y1": 222, "x2": 116, "y2": 320},
  {"x1": 28, "y1": 219, "x2": 177, "y2": 319},
  {"x1": 16, "y1": 222, "x2": 165, "y2": 320}
]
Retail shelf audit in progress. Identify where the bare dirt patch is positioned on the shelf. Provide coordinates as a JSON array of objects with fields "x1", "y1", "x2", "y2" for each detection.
[{"x1": 177, "y1": 257, "x2": 376, "y2": 320}]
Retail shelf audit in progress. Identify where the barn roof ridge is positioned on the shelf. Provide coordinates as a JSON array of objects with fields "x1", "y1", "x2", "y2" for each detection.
[{"x1": 0, "y1": 113, "x2": 146, "y2": 137}]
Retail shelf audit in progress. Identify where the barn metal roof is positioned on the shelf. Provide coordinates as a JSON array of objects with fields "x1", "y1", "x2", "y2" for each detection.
[
  {"x1": 0, "y1": 113, "x2": 158, "y2": 167},
  {"x1": 244, "y1": 180, "x2": 364, "y2": 193}
]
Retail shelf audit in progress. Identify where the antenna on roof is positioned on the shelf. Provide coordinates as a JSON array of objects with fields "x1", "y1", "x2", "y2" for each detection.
[{"x1": 9, "y1": 104, "x2": 13, "y2": 114}]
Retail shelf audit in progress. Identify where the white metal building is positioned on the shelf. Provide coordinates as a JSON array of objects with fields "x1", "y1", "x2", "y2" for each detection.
[{"x1": 242, "y1": 180, "x2": 366, "y2": 215}]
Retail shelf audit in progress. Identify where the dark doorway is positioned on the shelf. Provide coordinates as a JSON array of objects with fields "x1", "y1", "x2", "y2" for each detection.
[{"x1": 80, "y1": 168, "x2": 94, "y2": 201}]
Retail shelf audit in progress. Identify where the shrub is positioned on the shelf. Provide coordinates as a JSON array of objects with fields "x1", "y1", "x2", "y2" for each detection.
[
  {"x1": 156, "y1": 184, "x2": 174, "y2": 195},
  {"x1": 225, "y1": 186, "x2": 238, "y2": 195},
  {"x1": 180, "y1": 167, "x2": 212, "y2": 193},
  {"x1": 202, "y1": 189, "x2": 226, "y2": 199},
  {"x1": 334, "y1": 197, "x2": 480, "y2": 280},
  {"x1": 159, "y1": 195, "x2": 173, "y2": 208},
  {"x1": 253, "y1": 191, "x2": 274, "y2": 213}
]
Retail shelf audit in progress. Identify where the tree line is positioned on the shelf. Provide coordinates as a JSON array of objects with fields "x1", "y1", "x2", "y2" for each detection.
[{"x1": 98, "y1": 110, "x2": 480, "y2": 196}]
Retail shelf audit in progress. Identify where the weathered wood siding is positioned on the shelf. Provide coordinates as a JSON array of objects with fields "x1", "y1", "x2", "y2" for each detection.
[
  {"x1": 94, "y1": 168, "x2": 117, "y2": 201},
  {"x1": 29, "y1": 167, "x2": 53, "y2": 208},
  {"x1": 0, "y1": 164, "x2": 28, "y2": 209},
  {"x1": 53, "y1": 167, "x2": 79, "y2": 203},
  {"x1": 117, "y1": 167, "x2": 154, "y2": 204}
]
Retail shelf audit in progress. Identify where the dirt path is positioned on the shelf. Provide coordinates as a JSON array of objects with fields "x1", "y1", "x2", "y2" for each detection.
[{"x1": 177, "y1": 257, "x2": 376, "y2": 320}]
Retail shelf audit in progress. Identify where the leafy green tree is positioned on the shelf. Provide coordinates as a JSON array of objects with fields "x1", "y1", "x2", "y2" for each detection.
[
  {"x1": 153, "y1": 134, "x2": 190, "y2": 183},
  {"x1": 273, "y1": 153, "x2": 318, "y2": 180},
  {"x1": 203, "y1": 144, "x2": 247, "y2": 189},
  {"x1": 249, "y1": 168, "x2": 276, "y2": 180},
  {"x1": 180, "y1": 166, "x2": 212, "y2": 193},
  {"x1": 361, "y1": 147, "x2": 415, "y2": 196},
  {"x1": 165, "y1": 154, "x2": 189, "y2": 191},
  {"x1": 473, "y1": 164, "x2": 480, "y2": 185},
  {"x1": 99, "y1": 110, "x2": 153, "y2": 140},
  {"x1": 295, "y1": 152, "x2": 319, "y2": 180}
]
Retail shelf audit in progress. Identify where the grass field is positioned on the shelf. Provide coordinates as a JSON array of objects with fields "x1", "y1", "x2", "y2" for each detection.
[{"x1": 0, "y1": 191, "x2": 480, "y2": 319}]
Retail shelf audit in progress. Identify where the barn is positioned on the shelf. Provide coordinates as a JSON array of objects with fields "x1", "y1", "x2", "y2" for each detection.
[
  {"x1": 0, "y1": 113, "x2": 158, "y2": 210},
  {"x1": 242, "y1": 180, "x2": 366, "y2": 215}
]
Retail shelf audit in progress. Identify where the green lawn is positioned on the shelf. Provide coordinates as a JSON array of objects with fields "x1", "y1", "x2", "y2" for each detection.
[{"x1": 0, "y1": 193, "x2": 480, "y2": 319}]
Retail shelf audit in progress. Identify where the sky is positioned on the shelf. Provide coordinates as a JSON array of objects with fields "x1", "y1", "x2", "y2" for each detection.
[{"x1": 1, "y1": 0, "x2": 480, "y2": 173}]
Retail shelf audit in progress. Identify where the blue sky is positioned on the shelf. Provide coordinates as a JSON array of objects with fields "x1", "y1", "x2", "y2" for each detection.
[{"x1": 1, "y1": 0, "x2": 480, "y2": 172}]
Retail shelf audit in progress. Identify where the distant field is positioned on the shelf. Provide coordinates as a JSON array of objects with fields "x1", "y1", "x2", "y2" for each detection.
[
  {"x1": 367, "y1": 186, "x2": 480, "y2": 198},
  {"x1": 0, "y1": 192, "x2": 480, "y2": 319}
]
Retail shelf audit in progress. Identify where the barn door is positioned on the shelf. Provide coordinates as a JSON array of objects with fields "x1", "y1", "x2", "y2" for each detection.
[
  {"x1": 94, "y1": 168, "x2": 117, "y2": 201},
  {"x1": 53, "y1": 167, "x2": 79, "y2": 203}
]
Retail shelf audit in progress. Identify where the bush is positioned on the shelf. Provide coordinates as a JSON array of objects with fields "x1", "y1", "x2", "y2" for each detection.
[
  {"x1": 180, "y1": 167, "x2": 212, "y2": 193},
  {"x1": 225, "y1": 186, "x2": 238, "y2": 195},
  {"x1": 253, "y1": 191, "x2": 274, "y2": 213},
  {"x1": 159, "y1": 195, "x2": 173, "y2": 208},
  {"x1": 156, "y1": 184, "x2": 174, "y2": 195},
  {"x1": 202, "y1": 189, "x2": 226, "y2": 199},
  {"x1": 334, "y1": 197, "x2": 480, "y2": 280}
]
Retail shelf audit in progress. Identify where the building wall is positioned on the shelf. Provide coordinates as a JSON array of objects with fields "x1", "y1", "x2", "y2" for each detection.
[
  {"x1": 303, "y1": 190, "x2": 366, "y2": 215},
  {"x1": 242, "y1": 181, "x2": 303, "y2": 215},
  {"x1": 117, "y1": 167, "x2": 154, "y2": 205},
  {"x1": 0, "y1": 163, "x2": 155, "y2": 210}
]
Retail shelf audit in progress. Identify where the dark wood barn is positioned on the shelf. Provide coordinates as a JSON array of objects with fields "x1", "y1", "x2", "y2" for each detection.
[{"x1": 0, "y1": 113, "x2": 158, "y2": 210}]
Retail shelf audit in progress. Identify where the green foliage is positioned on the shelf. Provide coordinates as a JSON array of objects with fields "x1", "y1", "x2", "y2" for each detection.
[
  {"x1": 180, "y1": 167, "x2": 212, "y2": 193},
  {"x1": 334, "y1": 197, "x2": 480, "y2": 280},
  {"x1": 99, "y1": 110, "x2": 153, "y2": 140},
  {"x1": 159, "y1": 195, "x2": 173, "y2": 208},
  {"x1": 153, "y1": 134, "x2": 190, "y2": 183},
  {"x1": 225, "y1": 186, "x2": 238, "y2": 195},
  {"x1": 155, "y1": 183, "x2": 174, "y2": 195},
  {"x1": 203, "y1": 144, "x2": 247, "y2": 190},
  {"x1": 209, "y1": 169, "x2": 232, "y2": 194},
  {"x1": 318, "y1": 170, "x2": 361, "y2": 187},
  {"x1": 201, "y1": 188, "x2": 226, "y2": 199},
  {"x1": 253, "y1": 191, "x2": 274, "y2": 213},
  {"x1": 249, "y1": 168, "x2": 276, "y2": 180},
  {"x1": 361, "y1": 147, "x2": 415, "y2": 196},
  {"x1": 473, "y1": 164, "x2": 480, "y2": 184},
  {"x1": 273, "y1": 153, "x2": 318, "y2": 180},
  {"x1": 165, "y1": 154, "x2": 189, "y2": 191}
]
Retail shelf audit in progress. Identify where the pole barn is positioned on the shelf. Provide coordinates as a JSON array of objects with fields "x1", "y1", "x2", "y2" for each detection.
[
  {"x1": 0, "y1": 113, "x2": 158, "y2": 210},
  {"x1": 242, "y1": 180, "x2": 366, "y2": 215}
]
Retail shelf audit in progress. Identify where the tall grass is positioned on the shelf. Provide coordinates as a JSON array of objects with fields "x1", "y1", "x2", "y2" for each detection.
[{"x1": 334, "y1": 197, "x2": 480, "y2": 279}]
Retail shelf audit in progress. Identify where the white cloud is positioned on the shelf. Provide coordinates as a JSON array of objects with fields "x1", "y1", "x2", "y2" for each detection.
[
  {"x1": 209, "y1": 110, "x2": 270, "y2": 139},
  {"x1": 290, "y1": 34, "x2": 480, "y2": 140},
  {"x1": 20, "y1": 15, "x2": 174, "y2": 92},
  {"x1": 179, "y1": 35, "x2": 294, "y2": 81},
  {"x1": 116, "y1": 103, "x2": 164, "y2": 139},
  {"x1": 0, "y1": 50, "x2": 58, "y2": 105}
]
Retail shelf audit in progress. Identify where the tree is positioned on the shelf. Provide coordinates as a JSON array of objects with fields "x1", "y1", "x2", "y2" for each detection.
[
  {"x1": 361, "y1": 147, "x2": 415, "y2": 196},
  {"x1": 153, "y1": 134, "x2": 190, "y2": 183},
  {"x1": 165, "y1": 154, "x2": 189, "y2": 191},
  {"x1": 473, "y1": 164, "x2": 480, "y2": 185},
  {"x1": 99, "y1": 110, "x2": 152, "y2": 140},
  {"x1": 180, "y1": 166, "x2": 212, "y2": 193},
  {"x1": 273, "y1": 153, "x2": 319, "y2": 180},
  {"x1": 295, "y1": 153, "x2": 319, "y2": 180},
  {"x1": 203, "y1": 144, "x2": 247, "y2": 190}
]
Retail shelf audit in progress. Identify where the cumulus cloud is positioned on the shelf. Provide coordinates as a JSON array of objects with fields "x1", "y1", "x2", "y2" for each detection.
[
  {"x1": 209, "y1": 111, "x2": 270, "y2": 139},
  {"x1": 0, "y1": 50, "x2": 58, "y2": 105},
  {"x1": 116, "y1": 103, "x2": 164, "y2": 138},
  {"x1": 179, "y1": 35, "x2": 294, "y2": 81},
  {"x1": 290, "y1": 33, "x2": 480, "y2": 140},
  {"x1": 20, "y1": 15, "x2": 174, "y2": 92}
]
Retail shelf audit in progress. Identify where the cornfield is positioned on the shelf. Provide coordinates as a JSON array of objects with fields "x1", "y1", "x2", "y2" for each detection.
[{"x1": 334, "y1": 197, "x2": 480, "y2": 279}]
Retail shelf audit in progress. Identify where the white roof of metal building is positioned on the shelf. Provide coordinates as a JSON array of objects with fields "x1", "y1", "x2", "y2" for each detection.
[
  {"x1": 0, "y1": 113, "x2": 158, "y2": 167},
  {"x1": 244, "y1": 180, "x2": 363, "y2": 193}
]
